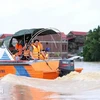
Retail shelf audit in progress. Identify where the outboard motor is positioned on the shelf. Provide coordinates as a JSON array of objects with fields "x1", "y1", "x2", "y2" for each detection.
[{"x1": 58, "y1": 59, "x2": 74, "y2": 77}]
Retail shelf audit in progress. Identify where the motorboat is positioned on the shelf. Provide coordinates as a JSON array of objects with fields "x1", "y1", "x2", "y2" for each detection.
[{"x1": 0, "y1": 28, "x2": 83, "y2": 79}]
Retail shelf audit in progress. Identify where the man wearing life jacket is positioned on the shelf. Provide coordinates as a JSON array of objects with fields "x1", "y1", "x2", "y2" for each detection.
[
  {"x1": 15, "y1": 39, "x2": 23, "y2": 56},
  {"x1": 30, "y1": 39, "x2": 41, "y2": 60},
  {"x1": 20, "y1": 39, "x2": 30, "y2": 60}
]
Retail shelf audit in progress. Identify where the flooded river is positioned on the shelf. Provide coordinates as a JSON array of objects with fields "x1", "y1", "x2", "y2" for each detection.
[{"x1": 0, "y1": 61, "x2": 100, "y2": 100}]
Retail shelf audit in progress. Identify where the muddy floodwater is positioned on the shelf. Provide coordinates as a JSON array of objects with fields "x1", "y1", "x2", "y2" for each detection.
[{"x1": 0, "y1": 61, "x2": 100, "y2": 100}]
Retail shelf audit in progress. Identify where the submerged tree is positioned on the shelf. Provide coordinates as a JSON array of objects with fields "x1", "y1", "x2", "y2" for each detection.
[{"x1": 83, "y1": 26, "x2": 100, "y2": 61}]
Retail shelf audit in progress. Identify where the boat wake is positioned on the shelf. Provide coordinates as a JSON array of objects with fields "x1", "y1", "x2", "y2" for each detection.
[
  {"x1": 1, "y1": 72, "x2": 100, "y2": 100},
  {"x1": 57, "y1": 71, "x2": 100, "y2": 81}
]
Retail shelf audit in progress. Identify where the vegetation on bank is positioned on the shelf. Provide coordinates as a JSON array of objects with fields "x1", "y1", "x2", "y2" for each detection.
[{"x1": 83, "y1": 26, "x2": 100, "y2": 61}]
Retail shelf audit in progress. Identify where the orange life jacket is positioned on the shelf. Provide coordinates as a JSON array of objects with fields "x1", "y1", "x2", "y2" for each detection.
[
  {"x1": 45, "y1": 53, "x2": 49, "y2": 59},
  {"x1": 40, "y1": 52, "x2": 48, "y2": 60},
  {"x1": 24, "y1": 49, "x2": 30, "y2": 57},
  {"x1": 15, "y1": 43, "x2": 23, "y2": 55},
  {"x1": 31, "y1": 44, "x2": 40, "y2": 59}
]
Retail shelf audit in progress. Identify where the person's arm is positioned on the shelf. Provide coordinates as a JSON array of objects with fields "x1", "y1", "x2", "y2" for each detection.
[
  {"x1": 40, "y1": 51, "x2": 46, "y2": 59},
  {"x1": 45, "y1": 53, "x2": 49, "y2": 59},
  {"x1": 23, "y1": 43, "x2": 27, "y2": 50}
]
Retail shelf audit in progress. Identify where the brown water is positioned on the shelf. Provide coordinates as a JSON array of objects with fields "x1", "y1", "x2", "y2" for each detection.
[{"x1": 0, "y1": 62, "x2": 100, "y2": 100}]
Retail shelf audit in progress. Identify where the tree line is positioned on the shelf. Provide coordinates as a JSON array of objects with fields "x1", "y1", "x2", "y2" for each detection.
[{"x1": 83, "y1": 26, "x2": 100, "y2": 61}]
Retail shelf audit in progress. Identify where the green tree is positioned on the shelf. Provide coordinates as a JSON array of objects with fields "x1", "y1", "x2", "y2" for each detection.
[{"x1": 83, "y1": 26, "x2": 100, "y2": 61}]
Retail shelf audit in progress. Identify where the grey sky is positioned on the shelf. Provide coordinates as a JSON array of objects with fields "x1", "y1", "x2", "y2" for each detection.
[{"x1": 0, "y1": 0, "x2": 100, "y2": 34}]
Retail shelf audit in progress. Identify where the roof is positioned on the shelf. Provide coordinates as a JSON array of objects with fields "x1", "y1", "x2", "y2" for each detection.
[
  {"x1": 61, "y1": 32, "x2": 66, "y2": 39},
  {"x1": 58, "y1": 32, "x2": 66, "y2": 39},
  {"x1": 66, "y1": 37, "x2": 75, "y2": 40},
  {"x1": 70, "y1": 31, "x2": 87, "y2": 36},
  {"x1": 0, "y1": 34, "x2": 13, "y2": 39},
  {"x1": 13, "y1": 28, "x2": 57, "y2": 38}
]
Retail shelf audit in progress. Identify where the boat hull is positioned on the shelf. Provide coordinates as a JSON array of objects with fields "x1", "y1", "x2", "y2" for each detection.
[
  {"x1": 0, "y1": 60, "x2": 83, "y2": 79},
  {"x1": 0, "y1": 60, "x2": 59, "y2": 79}
]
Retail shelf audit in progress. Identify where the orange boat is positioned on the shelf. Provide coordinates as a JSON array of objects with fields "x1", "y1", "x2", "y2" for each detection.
[{"x1": 0, "y1": 28, "x2": 83, "y2": 79}]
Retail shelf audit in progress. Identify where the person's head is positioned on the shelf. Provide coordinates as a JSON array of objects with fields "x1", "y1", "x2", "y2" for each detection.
[
  {"x1": 25, "y1": 39, "x2": 28, "y2": 43},
  {"x1": 17, "y1": 39, "x2": 22, "y2": 44},
  {"x1": 45, "y1": 47, "x2": 50, "y2": 52},
  {"x1": 33, "y1": 39, "x2": 39, "y2": 46},
  {"x1": 46, "y1": 42, "x2": 48, "y2": 45}
]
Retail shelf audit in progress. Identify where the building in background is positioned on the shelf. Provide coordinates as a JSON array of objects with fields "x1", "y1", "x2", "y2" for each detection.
[
  {"x1": 37, "y1": 31, "x2": 87, "y2": 58},
  {"x1": 67, "y1": 31, "x2": 87, "y2": 55},
  {"x1": 0, "y1": 34, "x2": 13, "y2": 46},
  {"x1": 37, "y1": 32, "x2": 68, "y2": 58},
  {"x1": 0, "y1": 34, "x2": 13, "y2": 41},
  {"x1": 0, "y1": 31, "x2": 87, "y2": 58}
]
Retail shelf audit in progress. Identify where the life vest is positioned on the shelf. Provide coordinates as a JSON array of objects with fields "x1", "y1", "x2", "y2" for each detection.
[
  {"x1": 45, "y1": 53, "x2": 49, "y2": 59},
  {"x1": 39, "y1": 54, "x2": 45, "y2": 60},
  {"x1": 15, "y1": 43, "x2": 23, "y2": 55},
  {"x1": 31, "y1": 44, "x2": 40, "y2": 59},
  {"x1": 39, "y1": 52, "x2": 48, "y2": 60},
  {"x1": 23, "y1": 49, "x2": 30, "y2": 57}
]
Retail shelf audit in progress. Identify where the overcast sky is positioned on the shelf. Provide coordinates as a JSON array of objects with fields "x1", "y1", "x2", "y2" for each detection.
[{"x1": 0, "y1": 0, "x2": 100, "y2": 34}]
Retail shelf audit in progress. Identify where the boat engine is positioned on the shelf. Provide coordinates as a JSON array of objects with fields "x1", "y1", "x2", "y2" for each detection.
[{"x1": 58, "y1": 59, "x2": 74, "y2": 77}]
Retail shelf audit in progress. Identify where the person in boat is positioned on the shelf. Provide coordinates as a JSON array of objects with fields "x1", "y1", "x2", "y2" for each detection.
[
  {"x1": 45, "y1": 42, "x2": 50, "y2": 52},
  {"x1": 22, "y1": 39, "x2": 28, "y2": 50},
  {"x1": 30, "y1": 39, "x2": 41, "y2": 60},
  {"x1": 15, "y1": 39, "x2": 23, "y2": 57},
  {"x1": 20, "y1": 39, "x2": 31, "y2": 60},
  {"x1": 30, "y1": 39, "x2": 48, "y2": 60},
  {"x1": 45, "y1": 49, "x2": 49, "y2": 59},
  {"x1": 12, "y1": 50, "x2": 20, "y2": 60},
  {"x1": 21, "y1": 45, "x2": 30, "y2": 60},
  {"x1": 39, "y1": 49, "x2": 49, "y2": 60}
]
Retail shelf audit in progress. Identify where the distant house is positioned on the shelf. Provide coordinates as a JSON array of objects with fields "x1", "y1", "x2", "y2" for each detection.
[
  {"x1": 0, "y1": 34, "x2": 13, "y2": 41},
  {"x1": 37, "y1": 32, "x2": 68, "y2": 58},
  {"x1": 67, "y1": 31, "x2": 87, "y2": 54}
]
